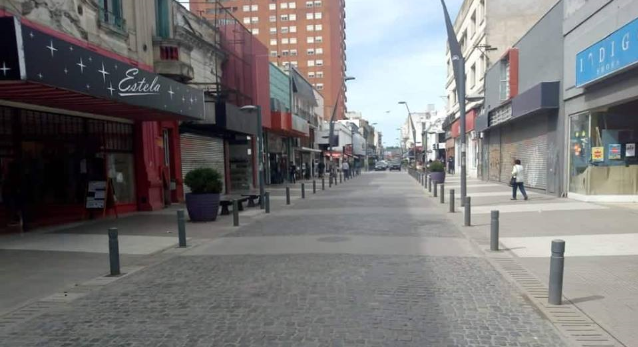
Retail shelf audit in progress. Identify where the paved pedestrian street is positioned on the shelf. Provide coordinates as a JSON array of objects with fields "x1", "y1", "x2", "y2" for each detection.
[{"x1": 0, "y1": 173, "x2": 567, "y2": 347}]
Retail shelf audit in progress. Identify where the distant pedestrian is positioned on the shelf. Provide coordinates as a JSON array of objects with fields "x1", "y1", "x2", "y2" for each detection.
[
  {"x1": 511, "y1": 159, "x2": 529, "y2": 201},
  {"x1": 448, "y1": 156, "x2": 455, "y2": 174},
  {"x1": 318, "y1": 161, "x2": 325, "y2": 178},
  {"x1": 342, "y1": 161, "x2": 350, "y2": 179},
  {"x1": 289, "y1": 163, "x2": 297, "y2": 184}
]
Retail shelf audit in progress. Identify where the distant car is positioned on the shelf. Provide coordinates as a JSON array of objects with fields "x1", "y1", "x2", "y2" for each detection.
[
  {"x1": 375, "y1": 161, "x2": 388, "y2": 171},
  {"x1": 389, "y1": 162, "x2": 401, "y2": 171}
]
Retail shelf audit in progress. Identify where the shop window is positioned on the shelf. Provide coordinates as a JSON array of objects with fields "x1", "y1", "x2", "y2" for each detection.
[
  {"x1": 570, "y1": 104, "x2": 638, "y2": 195},
  {"x1": 108, "y1": 153, "x2": 136, "y2": 204}
]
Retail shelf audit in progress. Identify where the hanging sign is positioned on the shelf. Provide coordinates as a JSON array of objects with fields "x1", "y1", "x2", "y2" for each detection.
[
  {"x1": 592, "y1": 147, "x2": 604, "y2": 162},
  {"x1": 609, "y1": 144, "x2": 622, "y2": 160}
]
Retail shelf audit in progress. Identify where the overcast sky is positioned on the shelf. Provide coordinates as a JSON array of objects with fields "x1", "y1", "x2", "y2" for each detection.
[{"x1": 344, "y1": 0, "x2": 463, "y2": 147}]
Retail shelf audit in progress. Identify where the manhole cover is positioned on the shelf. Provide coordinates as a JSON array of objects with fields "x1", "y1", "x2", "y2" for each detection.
[{"x1": 316, "y1": 236, "x2": 350, "y2": 243}]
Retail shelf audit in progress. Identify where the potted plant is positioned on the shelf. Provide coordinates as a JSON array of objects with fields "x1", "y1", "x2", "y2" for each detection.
[
  {"x1": 428, "y1": 160, "x2": 446, "y2": 184},
  {"x1": 184, "y1": 167, "x2": 223, "y2": 222}
]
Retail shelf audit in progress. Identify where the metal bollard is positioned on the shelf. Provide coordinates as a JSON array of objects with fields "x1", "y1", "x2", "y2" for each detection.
[
  {"x1": 322, "y1": 178, "x2": 325, "y2": 190},
  {"x1": 108, "y1": 227, "x2": 120, "y2": 276},
  {"x1": 440, "y1": 184, "x2": 445, "y2": 204},
  {"x1": 464, "y1": 197, "x2": 471, "y2": 226},
  {"x1": 232, "y1": 200, "x2": 239, "y2": 227},
  {"x1": 490, "y1": 211, "x2": 499, "y2": 251},
  {"x1": 301, "y1": 183, "x2": 306, "y2": 199},
  {"x1": 450, "y1": 189, "x2": 455, "y2": 213},
  {"x1": 329, "y1": 176, "x2": 333, "y2": 187},
  {"x1": 433, "y1": 181, "x2": 438, "y2": 197},
  {"x1": 548, "y1": 240, "x2": 566, "y2": 305},
  {"x1": 428, "y1": 178, "x2": 432, "y2": 193},
  {"x1": 286, "y1": 186, "x2": 291, "y2": 205},
  {"x1": 313, "y1": 180, "x2": 316, "y2": 194},
  {"x1": 177, "y1": 209, "x2": 187, "y2": 248},
  {"x1": 425, "y1": 175, "x2": 428, "y2": 188},
  {"x1": 339, "y1": 172, "x2": 343, "y2": 183},
  {"x1": 265, "y1": 192, "x2": 270, "y2": 213}
]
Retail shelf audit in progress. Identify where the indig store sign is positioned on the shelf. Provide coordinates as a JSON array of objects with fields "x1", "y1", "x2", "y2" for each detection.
[{"x1": 576, "y1": 16, "x2": 638, "y2": 87}]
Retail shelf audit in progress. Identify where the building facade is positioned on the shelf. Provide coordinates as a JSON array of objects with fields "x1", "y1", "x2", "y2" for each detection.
[
  {"x1": 563, "y1": 0, "x2": 638, "y2": 201},
  {"x1": 189, "y1": 0, "x2": 347, "y2": 122},
  {"x1": 444, "y1": 0, "x2": 559, "y2": 177}
]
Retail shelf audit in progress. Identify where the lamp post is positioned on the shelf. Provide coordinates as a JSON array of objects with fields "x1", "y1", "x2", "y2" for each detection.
[
  {"x1": 328, "y1": 76, "x2": 355, "y2": 179},
  {"x1": 240, "y1": 105, "x2": 265, "y2": 209},
  {"x1": 398, "y1": 101, "x2": 417, "y2": 168}
]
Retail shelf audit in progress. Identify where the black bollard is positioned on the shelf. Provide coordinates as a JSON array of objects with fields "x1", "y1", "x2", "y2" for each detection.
[
  {"x1": 322, "y1": 178, "x2": 325, "y2": 190},
  {"x1": 177, "y1": 209, "x2": 186, "y2": 248},
  {"x1": 450, "y1": 189, "x2": 455, "y2": 213},
  {"x1": 440, "y1": 184, "x2": 445, "y2": 204},
  {"x1": 286, "y1": 187, "x2": 291, "y2": 205},
  {"x1": 313, "y1": 180, "x2": 316, "y2": 194},
  {"x1": 434, "y1": 181, "x2": 438, "y2": 198},
  {"x1": 301, "y1": 183, "x2": 305, "y2": 199},
  {"x1": 232, "y1": 200, "x2": 239, "y2": 227},
  {"x1": 548, "y1": 240, "x2": 566, "y2": 305},
  {"x1": 108, "y1": 227, "x2": 120, "y2": 276},
  {"x1": 428, "y1": 177, "x2": 432, "y2": 193},
  {"x1": 265, "y1": 192, "x2": 270, "y2": 213},
  {"x1": 490, "y1": 210, "x2": 499, "y2": 251},
  {"x1": 464, "y1": 197, "x2": 471, "y2": 226}
]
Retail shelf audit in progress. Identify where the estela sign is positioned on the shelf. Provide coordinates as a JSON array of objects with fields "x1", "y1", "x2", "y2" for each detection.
[
  {"x1": 576, "y1": 16, "x2": 638, "y2": 87},
  {"x1": 119, "y1": 69, "x2": 161, "y2": 96}
]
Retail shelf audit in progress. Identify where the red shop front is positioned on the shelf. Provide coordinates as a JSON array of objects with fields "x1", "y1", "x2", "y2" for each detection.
[{"x1": 0, "y1": 17, "x2": 204, "y2": 230}]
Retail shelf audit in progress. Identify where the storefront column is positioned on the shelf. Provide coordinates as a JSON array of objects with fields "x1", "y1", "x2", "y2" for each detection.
[{"x1": 134, "y1": 122, "x2": 164, "y2": 211}]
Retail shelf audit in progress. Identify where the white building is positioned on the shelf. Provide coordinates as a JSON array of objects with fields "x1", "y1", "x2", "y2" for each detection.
[
  {"x1": 444, "y1": 0, "x2": 559, "y2": 177},
  {"x1": 400, "y1": 106, "x2": 444, "y2": 162}
]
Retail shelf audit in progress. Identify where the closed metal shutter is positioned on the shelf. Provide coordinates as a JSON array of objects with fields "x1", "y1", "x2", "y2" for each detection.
[
  {"x1": 180, "y1": 133, "x2": 225, "y2": 194},
  {"x1": 499, "y1": 116, "x2": 548, "y2": 189},
  {"x1": 487, "y1": 127, "x2": 501, "y2": 182}
]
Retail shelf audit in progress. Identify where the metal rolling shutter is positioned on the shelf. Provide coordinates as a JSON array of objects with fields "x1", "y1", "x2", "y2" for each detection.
[
  {"x1": 499, "y1": 117, "x2": 548, "y2": 189},
  {"x1": 180, "y1": 133, "x2": 225, "y2": 194},
  {"x1": 487, "y1": 127, "x2": 501, "y2": 182}
]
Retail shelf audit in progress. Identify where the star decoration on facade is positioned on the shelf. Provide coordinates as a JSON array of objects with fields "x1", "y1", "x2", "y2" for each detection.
[
  {"x1": 182, "y1": 96, "x2": 185, "y2": 103},
  {"x1": 77, "y1": 57, "x2": 86, "y2": 73},
  {"x1": 98, "y1": 62, "x2": 110, "y2": 82},
  {"x1": 88, "y1": 56, "x2": 92, "y2": 62},
  {"x1": 37, "y1": 73, "x2": 43, "y2": 79},
  {"x1": 168, "y1": 86, "x2": 174, "y2": 99},
  {"x1": 63, "y1": 67, "x2": 68, "y2": 74},
  {"x1": 107, "y1": 82, "x2": 115, "y2": 96},
  {"x1": 69, "y1": 46, "x2": 74, "y2": 51},
  {"x1": 29, "y1": 31, "x2": 34, "y2": 39},
  {"x1": 46, "y1": 40, "x2": 58, "y2": 57},
  {"x1": 0, "y1": 62, "x2": 10, "y2": 76},
  {"x1": 189, "y1": 96, "x2": 194, "y2": 104},
  {"x1": 86, "y1": 84, "x2": 90, "y2": 90}
]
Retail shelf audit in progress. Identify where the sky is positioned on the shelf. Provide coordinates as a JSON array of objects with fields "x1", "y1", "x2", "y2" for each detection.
[{"x1": 344, "y1": 0, "x2": 463, "y2": 147}]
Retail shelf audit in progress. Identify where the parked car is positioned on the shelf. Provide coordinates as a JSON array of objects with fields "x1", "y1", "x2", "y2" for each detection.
[
  {"x1": 375, "y1": 161, "x2": 388, "y2": 171},
  {"x1": 389, "y1": 162, "x2": 401, "y2": 171}
]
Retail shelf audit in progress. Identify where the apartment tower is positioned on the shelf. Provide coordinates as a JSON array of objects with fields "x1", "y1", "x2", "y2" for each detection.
[{"x1": 190, "y1": 0, "x2": 347, "y2": 120}]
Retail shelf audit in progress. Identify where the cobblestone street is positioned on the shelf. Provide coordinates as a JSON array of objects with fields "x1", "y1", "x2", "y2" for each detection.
[{"x1": 0, "y1": 173, "x2": 567, "y2": 347}]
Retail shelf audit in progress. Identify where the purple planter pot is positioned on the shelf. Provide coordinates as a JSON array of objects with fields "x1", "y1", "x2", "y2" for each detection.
[
  {"x1": 185, "y1": 193, "x2": 220, "y2": 222},
  {"x1": 429, "y1": 171, "x2": 446, "y2": 184}
]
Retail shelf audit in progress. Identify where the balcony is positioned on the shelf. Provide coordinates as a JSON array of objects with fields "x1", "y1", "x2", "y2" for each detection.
[{"x1": 153, "y1": 38, "x2": 194, "y2": 82}]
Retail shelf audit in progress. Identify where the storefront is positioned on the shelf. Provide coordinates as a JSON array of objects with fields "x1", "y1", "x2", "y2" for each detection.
[
  {"x1": 0, "y1": 17, "x2": 204, "y2": 229},
  {"x1": 565, "y1": 6, "x2": 638, "y2": 201}
]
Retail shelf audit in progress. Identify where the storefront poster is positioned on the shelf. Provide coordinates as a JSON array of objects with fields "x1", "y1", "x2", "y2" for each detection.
[
  {"x1": 626, "y1": 143, "x2": 636, "y2": 157},
  {"x1": 609, "y1": 144, "x2": 622, "y2": 160},
  {"x1": 591, "y1": 147, "x2": 604, "y2": 162}
]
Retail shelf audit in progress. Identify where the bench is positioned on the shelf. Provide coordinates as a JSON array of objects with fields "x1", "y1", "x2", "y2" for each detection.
[
  {"x1": 219, "y1": 196, "x2": 249, "y2": 215},
  {"x1": 241, "y1": 194, "x2": 260, "y2": 207}
]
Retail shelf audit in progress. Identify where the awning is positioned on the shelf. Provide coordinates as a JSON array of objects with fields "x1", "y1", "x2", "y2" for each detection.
[{"x1": 0, "y1": 16, "x2": 205, "y2": 121}]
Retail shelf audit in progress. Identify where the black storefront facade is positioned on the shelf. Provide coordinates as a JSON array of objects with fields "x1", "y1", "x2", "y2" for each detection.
[{"x1": 0, "y1": 16, "x2": 204, "y2": 230}]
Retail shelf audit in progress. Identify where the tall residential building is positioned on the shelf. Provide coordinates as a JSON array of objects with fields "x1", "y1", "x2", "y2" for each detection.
[{"x1": 190, "y1": 0, "x2": 347, "y2": 121}]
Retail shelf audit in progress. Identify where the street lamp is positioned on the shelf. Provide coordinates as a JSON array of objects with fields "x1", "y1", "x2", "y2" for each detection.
[
  {"x1": 240, "y1": 105, "x2": 265, "y2": 209},
  {"x1": 328, "y1": 76, "x2": 355, "y2": 178},
  {"x1": 398, "y1": 101, "x2": 417, "y2": 167}
]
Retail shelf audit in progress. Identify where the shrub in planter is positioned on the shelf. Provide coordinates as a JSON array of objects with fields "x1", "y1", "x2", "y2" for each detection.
[
  {"x1": 428, "y1": 160, "x2": 446, "y2": 183},
  {"x1": 184, "y1": 168, "x2": 223, "y2": 222}
]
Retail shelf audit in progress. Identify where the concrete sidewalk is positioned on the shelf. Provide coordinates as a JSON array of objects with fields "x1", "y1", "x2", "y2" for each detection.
[{"x1": 436, "y1": 174, "x2": 638, "y2": 347}]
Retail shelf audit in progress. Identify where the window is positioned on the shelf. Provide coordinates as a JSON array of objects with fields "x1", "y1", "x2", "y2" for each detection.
[
  {"x1": 290, "y1": 49, "x2": 298, "y2": 56},
  {"x1": 290, "y1": 37, "x2": 297, "y2": 44},
  {"x1": 290, "y1": 26, "x2": 297, "y2": 33},
  {"x1": 308, "y1": 60, "x2": 315, "y2": 67},
  {"x1": 281, "y1": 27, "x2": 289, "y2": 33},
  {"x1": 470, "y1": 63, "x2": 476, "y2": 88},
  {"x1": 251, "y1": 4, "x2": 258, "y2": 11},
  {"x1": 270, "y1": 39, "x2": 277, "y2": 45},
  {"x1": 315, "y1": 36, "x2": 323, "y2": 43},
  {"x1": 289, "y1": 2, "x2": 296, "y2": 9},
  {"x1": 290, "y1": 14, "x2": 297, "y2": 21},
  {"x1": 479, "y1": 55, "x2": 485, "y2": 79},
  {"x1": 269, "y1": 15, "x2": 276, "y2": 22},
  {"x1": 306, "y1": 25, "x2": 314, "y2": 31},
  {"x1": 269, "y1": 3, "x2": 276, "y2": 10},
  {"x1": 306, "y1": 1, "x2": 313, "y2": 8},
  {"x1": 315, "y1": 24, "x2": 322, "y2": 31},
  {"x1": 307, "y1": 37, "x2": 314, "y2": 43},
  {"x1": 316, "y1": 71, "x2": 323, "y2": 78},
  {"x1": 281, "y1": 14, "x2": 289, "y2": 21},
  {"x1": 314, "y1": 0, "x2": 322, "y2": 6},
  {"x1": 270, "y1": 50, "x2": 278, "y2": 57},
  {"x1": 307, "y1": 49, "x2": 315, "y2": 55},
  {"x1": 252, "y1": 28, "x2": 259, "y2": 35},
  {"x1": 499, "y1": 59, "x2": 510, "y2": 101},
  {"x1": 280, "y1": 2, "x2": 288, "y2": 9},
  {"x1": 451, "y1": 88, "x2": 456, "y2": 106},
  {"x1": 251, "y1": 16, "x2": 259, "y2": 23},
  {"x1": 242, "y1": 5, "x2": 250, "y2": 11},
  {"x1": 459, "y1": 30, "x2": 467, "y2": 53},
  {"x1": 306, "y1": 13, "x2": 314, "y2": 20},
  {"x1": 282, "y1": 38, "x2": 289, "y2": 44},
  {"x1": 316, "y1": 83, "x2": 324, "y2": 90},
  {"x1": 315, "y1": 12, "x2": 322, "y2": 19},
  {"x1": 243, "y1": 17, "x2": 250, "y2": 24},
  {"x1": 308, "y1": 72, "x2": 316, "y2": 78},
  {"x1": 156, "y1": 0, "x2": 169, "y2": 38},
  {"x1": 99, "y1": 0, "x2": 125, "y2": 30},
  {"x1": 470, "y1": 11, "x2": 476, "y2": 37},
  {"x1": 270, "y1": 27, "x2": 277, "y2": 34},
  {"x1": 479, "y1": 0, "x2": 485, "y2": 22},
  {"x1": 316, "y1": 48, "x2": 323, "y2": 55},
  {"x1": 316, "y1": 59, "x2": 323, "y2": 66},
  {"x1": 282, "y1": 50, "x2": 290, "y2": 56},
  {"x1": 291, "y1": 61, "x2": 298, "y2": 67}
]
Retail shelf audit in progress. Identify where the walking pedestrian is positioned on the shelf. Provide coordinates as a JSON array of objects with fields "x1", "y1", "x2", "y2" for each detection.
[
  {"x1": 318, "y1": 161, "x2": 325, "y2": 178},
  {"x1": 510, "y1": 159, "x2": 529, "y2": 201},
  {"x1": 447, "y1": 156, "x2": 455, "y2": 174},
  {"x1": 342, "y1": 161, "x2": 350, "y2": 179}
]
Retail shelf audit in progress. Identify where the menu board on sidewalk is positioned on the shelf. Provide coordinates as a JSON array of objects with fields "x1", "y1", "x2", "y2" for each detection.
[{"x1": 86, "y1": 181, "x2": 106, "y2": 209}]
